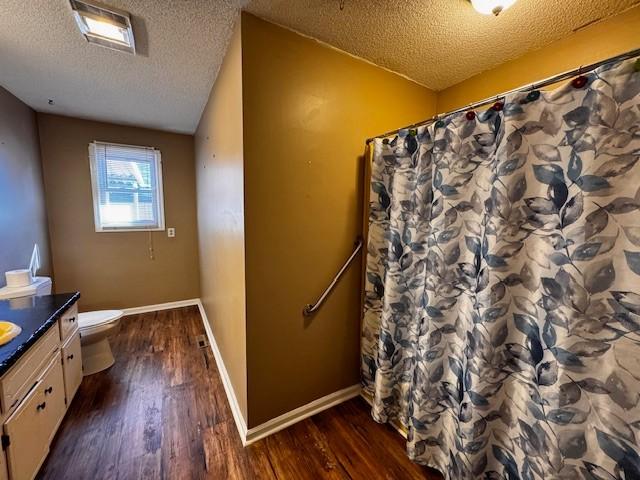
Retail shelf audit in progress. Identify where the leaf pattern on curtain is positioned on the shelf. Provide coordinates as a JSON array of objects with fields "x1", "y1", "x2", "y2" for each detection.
[{"x1": 362, "y1": 58, "x2": 640, "y2": 479}]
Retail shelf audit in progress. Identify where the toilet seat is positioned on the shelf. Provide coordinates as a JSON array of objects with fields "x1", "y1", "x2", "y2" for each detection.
[{"x1": 78, "y1": 310, "x2": 123, "y2": 335}]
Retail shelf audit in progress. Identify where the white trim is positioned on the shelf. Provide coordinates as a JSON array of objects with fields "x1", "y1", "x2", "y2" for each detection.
[
  {"x1": 194, "y1": 300, "x2": 249, "y2": 443},
  {"x1": 244, "y1": 383, "x2": 361, "y2": 446},
  {"x1": 121, "y1": 298, "x2": 360, "y2": 447},
  {"x1": 195, "y1": 301, "x2": 359, "y2": 446},
  {"x1": 121, "y1": 298, "x2": 200, "y2": 316}
]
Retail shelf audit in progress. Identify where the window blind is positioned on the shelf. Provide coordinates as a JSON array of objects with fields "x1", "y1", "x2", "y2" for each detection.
[{"x1": 89, "y1": 141, "x2": 165, "y2": 231}]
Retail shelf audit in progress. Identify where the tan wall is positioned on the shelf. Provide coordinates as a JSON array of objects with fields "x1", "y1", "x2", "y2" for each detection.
[
  {"x1": 0, "y1": 88, "x2": 51, "y2": 285},
  {"x1": 437, "y1": 5, "x2": 640, "y2": 113},
  {"x1": 37, "y1": 114, "x2": 199, "y2": 311},
  {"x1": 194, "y1": 21, "x2": 247, "y2": 420},
  {"x1": 241, "y1": 12, "x2": 437, "y2": 427}
]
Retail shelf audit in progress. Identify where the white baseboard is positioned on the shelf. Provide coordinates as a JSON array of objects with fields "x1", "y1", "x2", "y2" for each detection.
[
  {"x1": 244, "y1": 383, "x2": 361, "y2": 445},
  {"x1": 197, "y1": 299, "x2": 360, "y2": 445},
  {"x1": 124, "y1": 297, "x2": 360, "y2": 446},
  {"x1": 122, "y1": 298, "x2": 200, "y2": 316},
  {"x1": 195, "y1": 300, "x2": 249, "y2": 443}
]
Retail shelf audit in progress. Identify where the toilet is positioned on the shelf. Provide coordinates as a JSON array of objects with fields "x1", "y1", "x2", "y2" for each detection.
[
  {"x1": 0, "y1": 276, "x2": 122, "y2": 375},
  {"x1": 77, "y1": 310, "x2": 122, "y2": 375}
]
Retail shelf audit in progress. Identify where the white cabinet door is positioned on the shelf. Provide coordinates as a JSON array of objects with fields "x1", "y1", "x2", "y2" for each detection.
[
  {"x1": 3, "y1": 380, "x2": 47, "y2": 480},
  {"x1": 61, "y1": 332, "x2": 82, "y2": 405},
  {"x1": 4, "y1": 356, "x2": 66, "y2": 480},
  {"x1": 38, "y1": 357, "x2": 66, "y2": 445}
]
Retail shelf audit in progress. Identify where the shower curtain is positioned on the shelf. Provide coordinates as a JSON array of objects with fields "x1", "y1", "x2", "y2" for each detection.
[{"x1": 362, "y1": 57, "x2": 640, "y2": 479}]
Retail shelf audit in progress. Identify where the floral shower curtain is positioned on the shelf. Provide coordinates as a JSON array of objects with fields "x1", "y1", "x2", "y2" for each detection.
[{"x1": 362, "y1": 58, "x2": 640, "y2": 479}]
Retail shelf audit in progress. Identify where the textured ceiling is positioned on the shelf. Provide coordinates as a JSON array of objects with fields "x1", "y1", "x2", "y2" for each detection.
[
  {"x1": 247, "y1": 0, "x2": 640, "y2": 91},
  {"x1": 1, "y1": 1, "x2": 637, "y2": 134},
  {"x1": 0, "y1": 0, "x2": 247, "y2": 134}
]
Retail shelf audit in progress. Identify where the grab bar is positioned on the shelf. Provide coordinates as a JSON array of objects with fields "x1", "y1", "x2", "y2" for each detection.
[{"x1": 303, "y1": 237, "x2": 363, "y2": 316}]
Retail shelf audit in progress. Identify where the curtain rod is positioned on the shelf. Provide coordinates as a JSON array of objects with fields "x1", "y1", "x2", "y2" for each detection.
[{"x1": 366, "y1": 46, "x2": 640, "y2": 144}]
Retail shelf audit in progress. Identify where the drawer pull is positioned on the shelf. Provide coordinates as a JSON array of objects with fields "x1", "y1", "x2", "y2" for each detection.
[
  {"x1": 45, "y1": 386, "x2": 53, "y2": 395},
  {"x1": 36, "y1": 402, "x2": 46, "y2": 411},
  {"x1": 68, "y1": 316, "x2": 76, "y2": 323},
  {"x1": 67, "y1": 354, "x2": 74, "y2": 360}
]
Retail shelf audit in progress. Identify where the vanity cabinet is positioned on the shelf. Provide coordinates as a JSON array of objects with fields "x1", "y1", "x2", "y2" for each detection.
[
  {"x1": 3, "y1": 356, "x2": 65, "y2": 480},
  {"x1": 0, "y1": 297, "x2": 82, "y2": 480}
]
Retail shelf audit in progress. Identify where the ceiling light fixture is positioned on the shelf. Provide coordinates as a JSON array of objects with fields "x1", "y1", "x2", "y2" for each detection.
[
  {"x1": 469, "y1": 0, "x2": 517, "y2": 16},
  {"x1": 70, "y1": 0, "x2": 135, "y2": 54}
]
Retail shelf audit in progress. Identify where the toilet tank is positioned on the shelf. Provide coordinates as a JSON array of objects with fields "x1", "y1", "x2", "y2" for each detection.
[{"x1": 0, "y1": 277, "x2": 52, "y2": 300}]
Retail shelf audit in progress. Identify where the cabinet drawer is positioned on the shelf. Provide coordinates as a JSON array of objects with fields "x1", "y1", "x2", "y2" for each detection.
[
  {"x1": 0, "y1": 326, "x2": 60, "y2": 414},
  {"x1": 4, "y1": 356, "x2": 65, "y2": 480},
  {"x1": 62, "y1": 332, "x2": 82, "y2": 405},
  {"x1": 59, "y1": 303, "x2": 78, "y2": 343}
]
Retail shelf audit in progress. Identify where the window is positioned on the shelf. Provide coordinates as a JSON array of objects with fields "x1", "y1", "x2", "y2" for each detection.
[{"x1": 89, "y1": 141, "x2": 165, "y2": 232}]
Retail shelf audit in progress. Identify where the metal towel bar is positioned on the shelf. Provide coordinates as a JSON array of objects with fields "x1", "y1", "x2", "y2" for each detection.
[{"x1": 303, "y1": 237, "x2": 363, "y2": 316}]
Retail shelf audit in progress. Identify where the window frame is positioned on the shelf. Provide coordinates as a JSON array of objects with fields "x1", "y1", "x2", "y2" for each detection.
[{"x1": 88, "y1": 141, "x2": 166, "y2": 233}]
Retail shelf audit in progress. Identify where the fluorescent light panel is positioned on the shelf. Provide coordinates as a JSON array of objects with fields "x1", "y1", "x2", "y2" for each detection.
[
  {"x1": 70, "y1": 0, "x2": 135, "y2": 54},
  {"x1": 83, "y1": 17, "x2": 127, "y2": 43}
]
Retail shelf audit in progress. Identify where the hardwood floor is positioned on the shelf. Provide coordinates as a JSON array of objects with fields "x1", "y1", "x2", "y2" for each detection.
[{"x1": 37, "y1": 306, "x2": 442, "y2": 480}]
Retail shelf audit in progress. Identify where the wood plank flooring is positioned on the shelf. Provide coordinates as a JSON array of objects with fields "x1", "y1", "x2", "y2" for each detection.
[{"x1": 37, "y1": 306, "x2": 442, "y2": 479}]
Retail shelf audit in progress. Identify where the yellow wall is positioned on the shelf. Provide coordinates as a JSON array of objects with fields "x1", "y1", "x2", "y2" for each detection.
[
  {"x1": 240, "y1": 12, "x2": 437, "y2": 427},
  {"x1": 37, "y1": 114, "x2": 200, "y2": 311},
  {"x1": 194, "y1": 20, "x2": 248, "y2": 420},
  {"x1": 437, "y1": 5, "x2": 640, "y2": 113},
  {"x1": 0, "y1": 88, "x2": 51, "y2": 285}
]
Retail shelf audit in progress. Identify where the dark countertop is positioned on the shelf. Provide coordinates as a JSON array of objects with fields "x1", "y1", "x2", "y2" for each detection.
[{"x1": 0, "y1": 292, "x2": 80, "y2": 377}]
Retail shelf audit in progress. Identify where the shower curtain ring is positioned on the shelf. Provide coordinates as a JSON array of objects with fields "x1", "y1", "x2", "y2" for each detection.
[
  {"x1": 491, "y1": 96, "x2": 504, "y2": 111},
  {"x1": 526, "y1": 87, "x2": 541, "y2": 102},
  {"x1": 572, "y1": 65, "x2": 588, "y2": 89}
]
